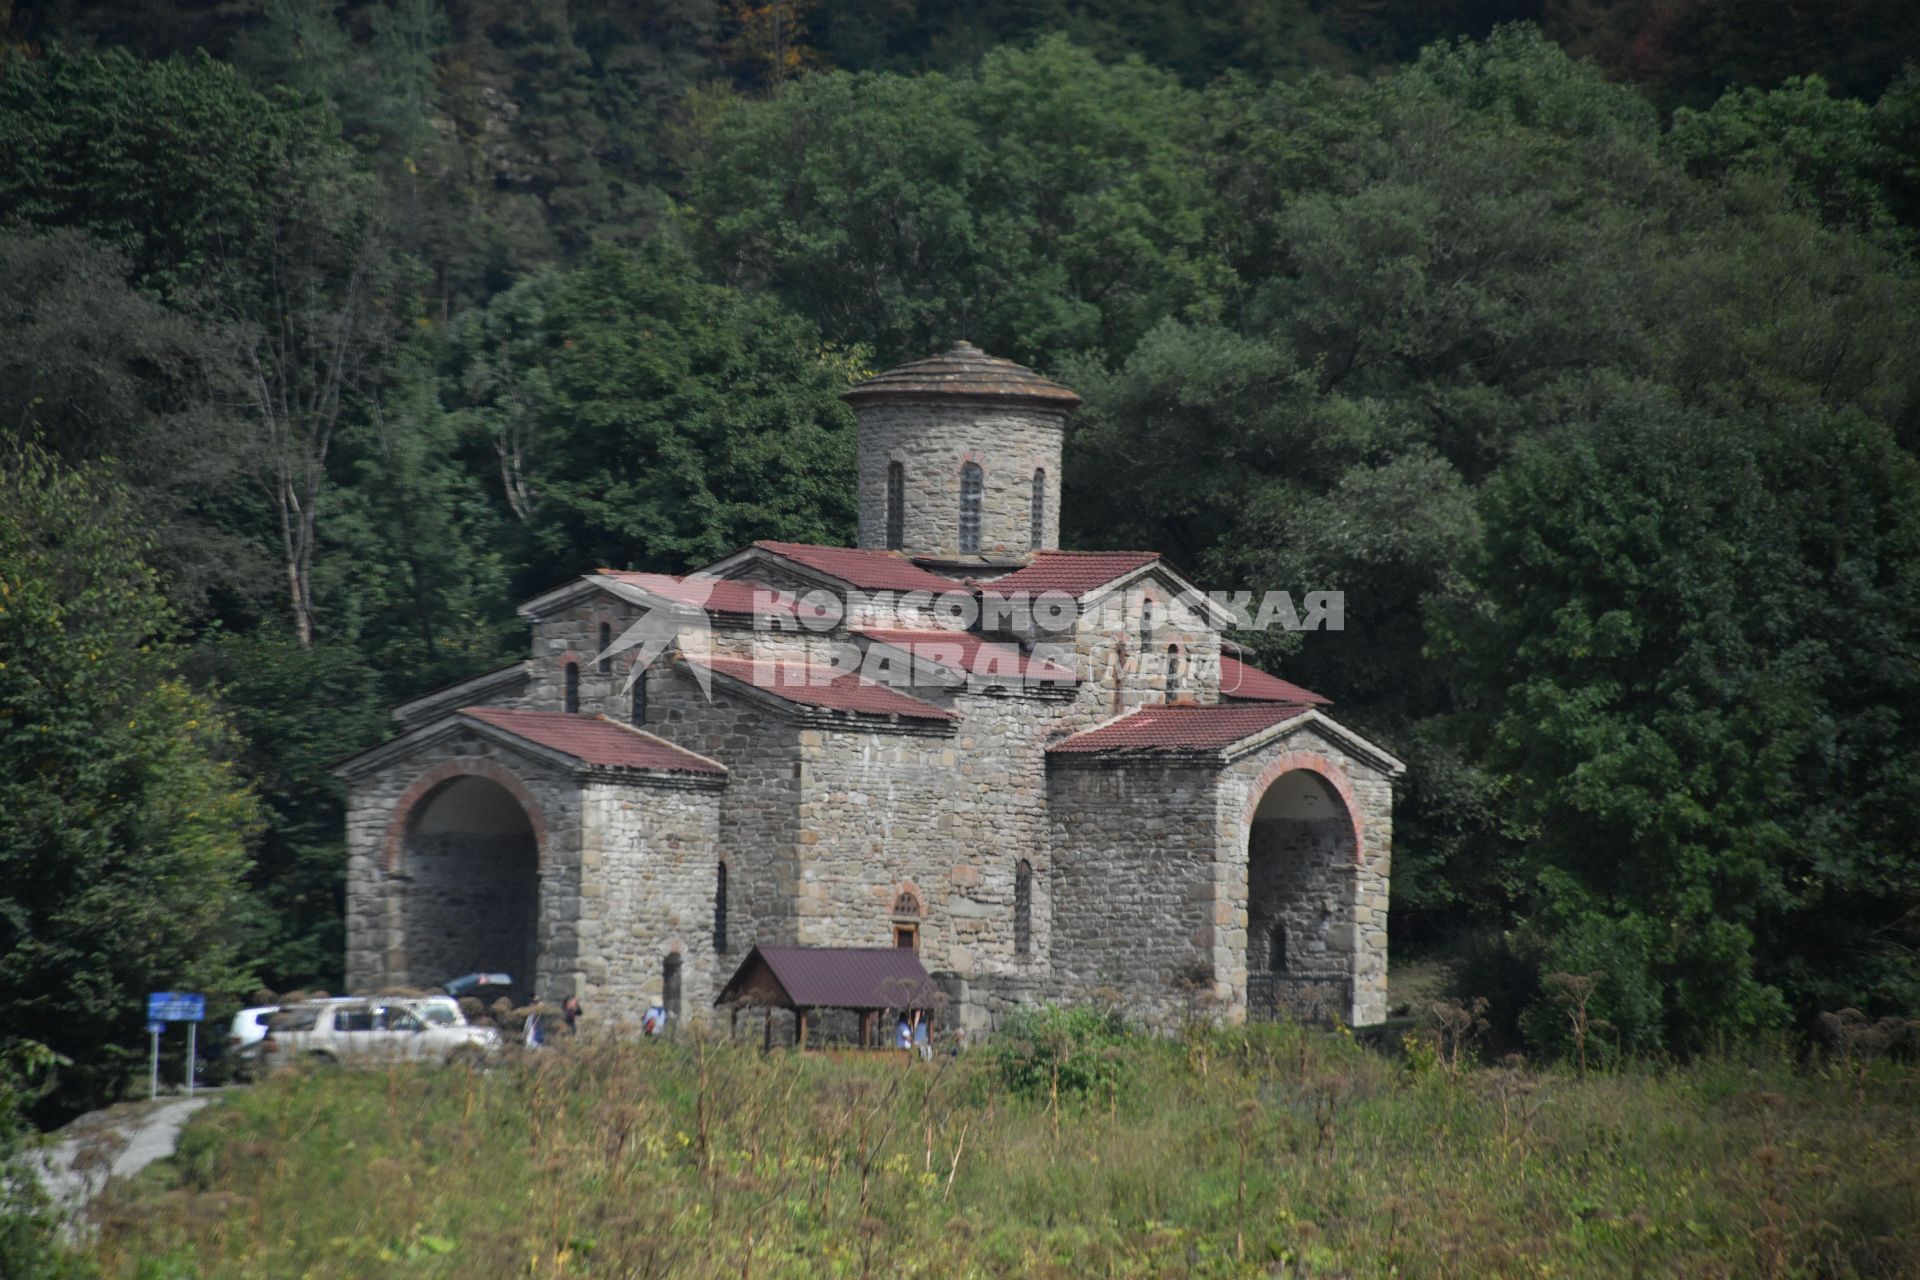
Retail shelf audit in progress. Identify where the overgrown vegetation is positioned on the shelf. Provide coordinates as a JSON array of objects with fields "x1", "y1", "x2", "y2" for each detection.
[
  {"x1": 81, "y1": 1022, "x2": 1920, "y2": 1278},
  {"x1": 4, "y1": 0, "x2": 1920, "y2": 1117}
]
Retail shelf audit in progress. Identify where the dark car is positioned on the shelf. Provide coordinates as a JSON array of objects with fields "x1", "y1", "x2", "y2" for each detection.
[{"x1": 442, "y1": 972, "x2": 516, "y2": 1004}]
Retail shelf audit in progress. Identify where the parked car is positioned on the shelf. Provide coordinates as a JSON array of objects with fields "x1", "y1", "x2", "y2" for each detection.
[
  {"x1": 411, "y1": 994, "x2": 465, "y2": 1026},
  {"x1": 260, "y1": 997, "x2": 500, "y2": 1069},
  {"x1": 226, "y1": 1005, "x2": 278, "y2": 1081},
  {"x1": 442, "y1": 972, "x2": 516, "y2": 1004}
]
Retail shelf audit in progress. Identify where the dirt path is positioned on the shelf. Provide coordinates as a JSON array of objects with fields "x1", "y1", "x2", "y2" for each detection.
[{"x1": 34, "y1": 1094, "x2": 216, "y2": 1219}]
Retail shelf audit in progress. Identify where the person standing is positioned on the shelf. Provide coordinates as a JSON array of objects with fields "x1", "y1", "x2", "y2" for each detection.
[{"x1": 523, "y1": 1002, "x2": 544, "y2": 1049}]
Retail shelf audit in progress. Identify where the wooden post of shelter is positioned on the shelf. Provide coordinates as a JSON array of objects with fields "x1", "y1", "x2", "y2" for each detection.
[{"x1": 796, "y1": 1008, "x2": 808, "y2": 1048}]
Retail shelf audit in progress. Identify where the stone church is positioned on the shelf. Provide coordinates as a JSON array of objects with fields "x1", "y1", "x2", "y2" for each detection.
[{"x1": 338, "y1": 344, "x2": 1404, "y2": 1034}]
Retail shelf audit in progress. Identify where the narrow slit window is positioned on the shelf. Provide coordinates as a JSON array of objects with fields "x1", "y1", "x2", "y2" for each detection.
[
  {"x1": 714, "y1": 862, "x2": 729, "y2": 953},
  {"x1": 563, "y1": 661, "x2": 580, "y2": 713},
  {"x1": 886, "y1": 462, "x2": 905, "y2": 550},
  {"x1": 1030, "y1": 469, "x2": 1045, "y2": 551},
  {"x1": 1014, "y1": 859, "x2": 1033, "y2": 956},
  {"x1": 631, "y1": 668, "x2": 647, "y2": 725},
  {"x1": 958, "y1": 462, "x2": 983, "y2": 553},
  {"x1": 1270, "y1": 924, "x2": 1288, "y2": 974},
  {"x1": 598, "y1": 623, "x2": 612, "y2": 674}
]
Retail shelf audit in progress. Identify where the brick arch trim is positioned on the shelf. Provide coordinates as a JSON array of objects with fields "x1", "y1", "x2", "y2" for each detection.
[
  {"x1": 381, "y1": 757, "x2": 552, "y2": 874},
  {"x1": 1244, "y1": 751, "x2": 1365, "y2": 865}
]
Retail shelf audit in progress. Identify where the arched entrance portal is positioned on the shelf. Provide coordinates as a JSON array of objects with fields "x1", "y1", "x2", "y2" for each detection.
[
  {"x1": 398, "y1": 775, "x2": 540, "y2": 995},
  {"x1": 1246, "y1": 769, "x2": 1357, "y2": 1024}
]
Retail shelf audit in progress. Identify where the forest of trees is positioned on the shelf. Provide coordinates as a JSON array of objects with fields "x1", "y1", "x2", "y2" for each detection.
[{"x1": 3, "y1": 0, "x2": 1918, "y2": 1115}]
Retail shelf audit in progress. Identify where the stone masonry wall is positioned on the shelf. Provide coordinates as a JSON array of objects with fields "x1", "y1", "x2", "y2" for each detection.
[
  {"x1": 1247, "y1": 816, "x2": 1352, "y2": 980},
  {"x1": 649, "y1": 669, "x2": 804, "y2": 959},
  {"x1": 400, "y1": 832, "x2": 539, "y2": 992},
  {"x1": 782, "y1": 678, "x2": 1077, "y2": 1033},
  {"x1": 1046, "y1": 759, "x2": 1224, "y2": 1026},
  {"x1": 854, "y1": 401, "x2": 1065, "y2": 556},
  {"x1": 1000, "y1": 577, "x2": 1226, "y2": 736},
  {"x1": 578, "y1": 777, "x2": 724, "y2": 1029}
]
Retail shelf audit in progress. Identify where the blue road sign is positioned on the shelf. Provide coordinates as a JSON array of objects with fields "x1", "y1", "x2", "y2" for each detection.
[{"x1": 146, "y1": 992, "x2": 206, "y2": 1022}]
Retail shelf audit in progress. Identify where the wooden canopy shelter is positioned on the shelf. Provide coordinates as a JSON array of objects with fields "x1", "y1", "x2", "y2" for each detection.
[{"x1": 713, "y1": 945, "x2": 944, "y2": 1049}]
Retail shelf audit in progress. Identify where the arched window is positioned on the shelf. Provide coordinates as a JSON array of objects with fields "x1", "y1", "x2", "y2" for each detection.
[
  {"x1": 563, "y1": 661, "x2": 580, "y2": 713},
  {"x1": 662, "y1": 953, "x2": 682, "y2": 1021},
  {"x1": 1269, "y1": 924, "x2": 1288, "y2": 974},
  {"x1": 885, "y1": 462, "x2": 905, "y2": 551},
  {"x1": 598, "y1": 622, "x2": 612, "y2": 674},
  {"x1": 631, "y1": 667, "x2": 647, "y2": 726},
  {"x1": 958, "y1": 463, "x2": 983, "y2": 553},
  {"x1": 1165, "y1": 643, "x2": 1183, "y2": 700},
  {"x1": 892, "y1": 888, "x2": 921, "y2": 950},
  {"x1": 1030, "y1": 469, "x2": 1045, "y2": 551},
  {"x1": 714, "y1": 862, "x2": 729, "y2": 953},
  {"x1": 1014, "y1": 859, "x2": 1033, "y2": 956}
]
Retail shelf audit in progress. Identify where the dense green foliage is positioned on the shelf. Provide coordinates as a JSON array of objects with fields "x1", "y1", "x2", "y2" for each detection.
[
  {"x1": 1441, "y1": 400, "x2": 1920, "y2": 1052},
  {"x1": 0, "y1": 449, "x2": 259, "y2": 1119},
  {"x1": 78, "y1": 1031, "x2": 1920, "y2": 1277},
  {"x1": 447, "y1": 244, "x2": 862, "y2": 577},
  {"x1": 687, "y1": 38, "x2": 1219, "y2": 367},
  {"x1": 990, "y1": 1003, "x2": 1133, "y2": 1101},
  {"x1": 1, "y1": 0, "x2": 1917, "y2": 1117}
]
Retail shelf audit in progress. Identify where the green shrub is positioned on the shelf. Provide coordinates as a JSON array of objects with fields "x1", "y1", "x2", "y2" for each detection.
[{"x1": 989, "y1": 1004, "x2": 1133, "y2": 1103}]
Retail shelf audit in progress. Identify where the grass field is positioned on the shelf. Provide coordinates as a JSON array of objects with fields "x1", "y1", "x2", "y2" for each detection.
[{"x1": 86, "y1": 1020, "x2": 1918, "y2": 1279}]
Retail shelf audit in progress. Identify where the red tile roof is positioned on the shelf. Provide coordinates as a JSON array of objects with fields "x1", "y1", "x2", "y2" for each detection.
[
  {"x1": 978, "y1": 550, "x2": 1162, "y2": 599},
  {"x1": 753, "y1": 542, "x2": 958, "y2": 594},
  {"x1": 1218, "y1": 655, "x2": 1330, "y2": 706},
  {"x1": 461, "y1": 707, "x2": 726, "y2": 774},
  {"x1": 1047, "y1": 702, "x2": 1312, "y2": 755},
  {"x1": 597, "y1": 571, "x2": 796, "y2": 619},
  {"x1": 841, "y1": 342, "x2": 1082, "y2": 411},
  {"x1": 858, "y1": 628, "x2": 1079, "y2": 685},
  {"x1": 715, "y1": 945, "x2": 944, "y2": 1010},
  {"x1": 689, "y1": 655, "x2": 957, "y2": 722}
]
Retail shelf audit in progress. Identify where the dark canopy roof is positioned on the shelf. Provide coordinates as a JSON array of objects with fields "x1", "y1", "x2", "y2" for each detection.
[
  {"x1": 714, "y1": 945, "x2": 943, "y2": 1011},
  {"x1": 841, "y1": 342, "x2": 1082, "y2": 411}
]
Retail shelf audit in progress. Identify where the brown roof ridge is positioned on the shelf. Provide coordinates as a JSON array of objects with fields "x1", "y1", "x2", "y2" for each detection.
[
  {"x1": 1026, "y1": 548, "x2": 1164, "y2": 557},
  {"x1": 753, "y1": 539, "x2": 918, "y2": 563},
  {"x1": 1047, "y1": 700, "x2": 1316, "y2": 755},
  {"x1": 684, "y1": 654, "x2": 958, "y2": 722},
  {"x1": 1218, "y1": 654, "x2": 1331, "y2": 706},
  {"x1": 589, "y1": 714, "x2": 728, "y2": 772},
  {"x1": 459, "y1": 705, "x2": 728, "y2": 774}
]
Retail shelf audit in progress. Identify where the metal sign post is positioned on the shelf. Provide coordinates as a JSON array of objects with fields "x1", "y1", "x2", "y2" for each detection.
[
  {"x1": 146, "y1": 992, "x2": 206, "y2": 1097},
  {"x1": 148, "y1": 1021, "x2": 163, "y2": 1100}
]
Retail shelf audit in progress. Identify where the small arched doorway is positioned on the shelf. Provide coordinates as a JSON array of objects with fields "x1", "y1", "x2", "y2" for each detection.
[
  {"x1": 1246, "y1": 768, "x2": 1357, "y2": 1024},
  {"x1": 398, "y1": 775, "x2": 540, "y2": 995}
]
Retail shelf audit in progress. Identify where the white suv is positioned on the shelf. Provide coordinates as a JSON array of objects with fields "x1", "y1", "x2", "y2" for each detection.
[{"x1": 261, "y1": 997, "x2": 500, "y2": 1068}]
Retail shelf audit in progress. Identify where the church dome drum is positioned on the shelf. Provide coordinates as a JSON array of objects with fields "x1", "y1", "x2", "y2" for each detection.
[{"x1": 844, "y1": 342, "x2": 1080, "y2": 561}]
